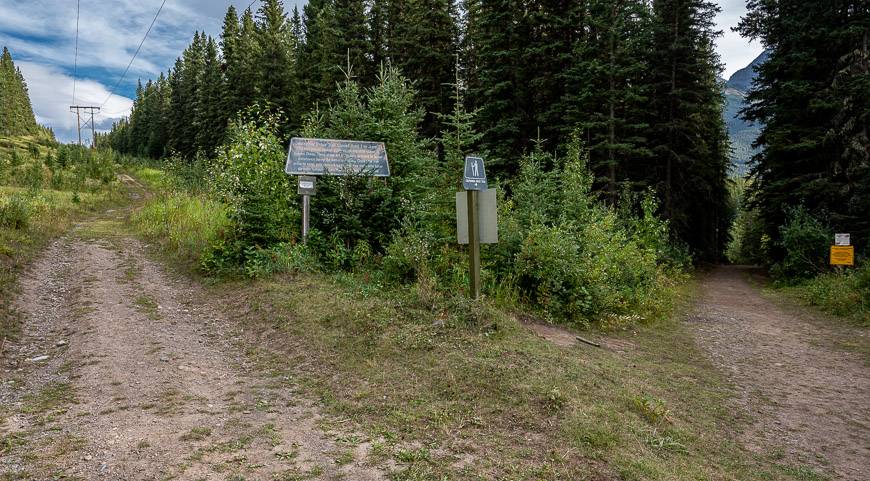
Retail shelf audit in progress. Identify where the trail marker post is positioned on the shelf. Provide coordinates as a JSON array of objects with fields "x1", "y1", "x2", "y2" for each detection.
[
  {"x1": 457, "y1": 156, "x2": 497, "y2": 299},
  {"x1": 285, "y1": 138, "x2": 389, "y2": 243}
]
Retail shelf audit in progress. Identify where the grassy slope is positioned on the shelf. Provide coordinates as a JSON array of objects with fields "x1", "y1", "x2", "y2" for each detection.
[{"x1": 122, "y1": 169, "x2": 828, "y2": 481}]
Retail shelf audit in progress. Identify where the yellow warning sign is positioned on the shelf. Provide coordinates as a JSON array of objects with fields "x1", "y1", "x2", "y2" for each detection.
[{"x1": 830, "y1": 245, "x2": 854, "y2": 266}]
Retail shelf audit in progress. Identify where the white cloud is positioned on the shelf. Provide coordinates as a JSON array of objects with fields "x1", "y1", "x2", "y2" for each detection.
[
  {"x1": 714, "y1": 0, "x2": 765, "y2": 78},
  {"x1": 17, "y1": 61, "x2": 133, "y2": 144}
]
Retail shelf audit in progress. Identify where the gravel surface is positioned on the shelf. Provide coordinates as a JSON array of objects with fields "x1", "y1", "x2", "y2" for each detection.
[
  {"x1": 1, "y1": 225, "x2": 386, "y2": 480},
  {"x1": 690, "y1": 266, "x2": 870, "y2": 481}
]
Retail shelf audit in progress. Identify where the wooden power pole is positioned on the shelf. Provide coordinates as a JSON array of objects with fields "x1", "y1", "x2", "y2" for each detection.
[{"x1": 69, "y1": 105, "x2": 100, "y2": 148}]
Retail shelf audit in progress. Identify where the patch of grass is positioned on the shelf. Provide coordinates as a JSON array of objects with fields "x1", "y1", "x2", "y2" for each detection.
[
  {"x1": 777, "y1": 266, "x2": 870, "y2": 327},
  {"x1": 201, "y1": 271, "x2": 814, "y2": 480},
  {"x1": 131, "y1": 191, "x2": 230, "y2": 266},
  {"x1": 134, "y1": 294, "x2": 161, "y2": 320},
  {"x1": 21, "y1": 382, "x2": 75, "y2": 414},
  {"x1": 180, "y1": 427, "x2": 213, "y2": 441}
]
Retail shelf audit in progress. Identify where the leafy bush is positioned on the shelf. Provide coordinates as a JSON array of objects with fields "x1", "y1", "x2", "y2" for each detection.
[
  {"x1": 0, "y1": 193, "x2": 30, "y2": 229},
  {"x1": 780, "y1": 263, "x2": 870, "y2": 326},
  {"x1": 207, "y1": 108, "x2": 298, "y2": 269},
  {"x1": 772, "y1": 205, "x2": 831, "y2": 279},
  {"x1": 490, "y1": 138, "x2": 675, "y2": 326}
]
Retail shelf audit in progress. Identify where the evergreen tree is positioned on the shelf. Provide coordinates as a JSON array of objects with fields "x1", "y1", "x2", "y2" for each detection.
[
  {"x1": 299, "y1": 0, "x2": 340, "y2": 108},
  {"x1": 0, "y1": 47, "x2": 38, "y2": 136},
  {"x1": 562, "y1": 0, "x2": 650, "y2": 203},
  {"x1": 737, "y1": 0, "x2": 870, "y2": 254},
  {"x1": 195, "y1": 37, "x2": 225, "y2": 156},
  {"x1": 644, "y1": 0, "x2": 730, "y2": 259},
  {"x1": 330, "y1": 0, "x2": 372, "y2": 83},
  {"x1": 467, "y1": 0, "x2": 533, "y2": 175},
  {"x1": 254, "y1": 0, "x2": 298, "y2": 125},
  {"x1": 387, "y1": 0, "x2": 459, "y2": 138}
]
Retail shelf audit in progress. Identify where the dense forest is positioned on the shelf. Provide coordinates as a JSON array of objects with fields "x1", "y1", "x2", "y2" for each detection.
[
  {"x1": 0, "y1": 47, "x2": 40, "y2": 137},
  {"x1": 105, "y1": 0, "x2": 730, "y2": 261},
  {"x1": 737, "y1": 0, "x2": 869, "y2": 257}
]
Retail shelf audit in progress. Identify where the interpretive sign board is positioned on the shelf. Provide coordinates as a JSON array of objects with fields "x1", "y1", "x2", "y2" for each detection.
[
  {"x1": 285, "y1": 137, "x2": 390, "y2": 177},
  {"x1": 830, "y1": 245, "x2": 855, "y2": 266},
  {"x1": 463, "y1": 156, "x2": 488, "y2": 190},
  {"x1": 835, "y1": 233, "x2": 850, "y2": 246},
  {"x1": 456, "y1": 188, "x2": 498, "y2": 244}
]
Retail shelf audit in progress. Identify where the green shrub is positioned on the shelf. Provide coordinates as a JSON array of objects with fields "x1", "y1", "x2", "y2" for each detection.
[
  {"x1": 0, "y1": 193, "x2": 30, "y2": 229},
  {"x1": 490, "y1": 137, "x2": 673, "y2": 325},
  {"x1": 210, "y1": 108, "x2": 298, "y2": 258},
  {"x1": 781, "y1": 263, "x2": 869, "y2": 326},
  {"x1": 773, "y1": 206, "x2": 831, "y2": 280}
]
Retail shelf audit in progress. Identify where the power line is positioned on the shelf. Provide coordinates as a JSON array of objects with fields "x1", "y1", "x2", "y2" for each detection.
[
  {"x1": 71, "y1": 0, "x2": 80, "y2": 105},
  {"x1": 100, "y1": 0, "x2": 168, "y2": 108}
]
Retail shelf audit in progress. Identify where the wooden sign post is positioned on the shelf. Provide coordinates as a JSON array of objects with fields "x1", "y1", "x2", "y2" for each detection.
[{"x1": 460, "y1": 156, "x2": 491, "y2": 299}]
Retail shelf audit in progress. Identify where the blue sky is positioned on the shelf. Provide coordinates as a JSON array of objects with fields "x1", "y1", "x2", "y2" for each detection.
[{"x1": 0, "y1": 0, "x2": 761, "y2": 144}]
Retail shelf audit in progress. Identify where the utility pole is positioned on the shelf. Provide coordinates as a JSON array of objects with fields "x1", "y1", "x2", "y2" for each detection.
[{"x1": 69, "y1": 105, "x2": 100, "y2": 148}]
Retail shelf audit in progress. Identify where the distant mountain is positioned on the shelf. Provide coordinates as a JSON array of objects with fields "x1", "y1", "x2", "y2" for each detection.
[
  {"x1": 722, "y1": 50, "x2": 769, "y2": 175},
  {"x1": 726, "y1": 50, "x2": 769, "y2": 92}
]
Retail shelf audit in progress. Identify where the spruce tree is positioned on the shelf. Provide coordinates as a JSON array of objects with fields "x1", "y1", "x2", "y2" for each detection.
[
  {"x1": 644, "y1": 0, "x2": 730, "y2": 259},
  {"x1": 195, "y1": 37, "x2": 225, "y2": 156},
  {"x1": 562, "y1": 0, "x2": 651, "y2": 203},
  {"x1": 388, "y1": 0, "x2": 459, "y2": 138},
  {"x1": 737, "y1": 0, "x2": 870, "y2": 254},
  {"x1": 467, "y1": 0, "x2": 533, "y2": 175},
  {"x1": 254, "y1": 0, "x2": 298, "y2": 124},
  {"x1": 0, "y1": 47, "x2": 38, "y2": 136}
]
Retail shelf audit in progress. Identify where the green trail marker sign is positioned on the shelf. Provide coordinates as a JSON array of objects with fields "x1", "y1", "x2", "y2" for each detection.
[
  {"x1": 285, "y1": 138, "x2": 390, "y2": 242},
  {"x1": 457, "y1": 156, "x2": 497, "y2": 299}
]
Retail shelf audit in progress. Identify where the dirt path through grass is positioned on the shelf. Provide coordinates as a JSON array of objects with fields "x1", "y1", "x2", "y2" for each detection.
[
  {"x1": 0, "y1": 215, "x2": 386, "y2": 480},
  {"x1": 690, "y1": 266, "x2": 869, "y2": 481}
]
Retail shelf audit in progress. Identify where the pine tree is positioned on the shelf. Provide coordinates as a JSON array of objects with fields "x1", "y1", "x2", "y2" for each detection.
[
  {"x1": 644, "y1": 0, "x2": 730, "y2": 259},
  {"x1": 195, "y1": 37, "x2": 225, "y2": 156},
  {"x1": 563, "y1": 0, "x2": 651, "y2": 203},
  {"x1": 467, "y1": 0, "x2": 533, "y2": 175},
  {"x1": 330, "y1": 0, "x2": 372, "y2": 83},
  {"x1": 220, "y1": 6, "x2": 243, "y2": 117},
  {"x1": 299, "y1": 0, "x2": 340, "y2": 109},
  {"x1": 254, "y1": 0, "x2": 298, "y2": 125},
  {"x1": 387, "y1": 0, "x2": 459, "y2": 138},
  {"x1": 737, "y1": 0, "x2": 870, "y2": 254},
  {"x1": 0, "y1": 47, "x2": 38, "y2": 136}
]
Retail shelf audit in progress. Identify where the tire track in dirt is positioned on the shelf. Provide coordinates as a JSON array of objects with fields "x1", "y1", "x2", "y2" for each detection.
[
  {"x1": 1, "y1": 222, "x2": 386, "y2": 480},
  {"x1": 690, "y1": 266, "x2": 869, "y2": 480}
]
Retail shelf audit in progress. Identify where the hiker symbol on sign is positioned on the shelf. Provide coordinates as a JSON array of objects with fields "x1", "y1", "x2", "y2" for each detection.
[{"x1": 463, "y1": 156, "x2": 488, "y2": 191}]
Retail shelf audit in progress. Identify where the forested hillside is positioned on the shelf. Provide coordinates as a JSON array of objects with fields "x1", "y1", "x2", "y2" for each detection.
[
  {"x1": 105, "y1": 0, "x2": 730, "y2": 261},
  {"x1": 0, "y1": 47, "x2": 40, "y2": 137},
  {"x1": 723, "y1": 51, "x2": 767, "y2": 174}
]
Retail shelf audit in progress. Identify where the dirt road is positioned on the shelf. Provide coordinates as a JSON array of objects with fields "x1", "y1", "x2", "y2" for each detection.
[
  {"x1": 0, "y1": 218, "x2": 385, "y2": 480},
  {"x1": 691, "y1": 266, "x2": 870, "y2": 480}
]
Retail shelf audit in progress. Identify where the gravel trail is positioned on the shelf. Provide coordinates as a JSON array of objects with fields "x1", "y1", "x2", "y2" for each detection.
[
  {"x1": 0, "y1": 221, "x2": 385, "y2": 480},
  {"x1": 691, "y1": 266, "x2": 869, "y2": 481}
]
